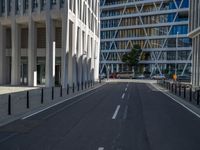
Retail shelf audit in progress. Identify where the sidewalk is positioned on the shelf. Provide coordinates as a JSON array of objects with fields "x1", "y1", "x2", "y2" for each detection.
[
  {"x1": 0, "y1": 81, "x2": 107, "y2": 127},
  {"x1": 151, "y1": 82, "x2": 200, "y2": 118},
  {"x1": 0, "y1": 86, "x2": 39, "y2": 95}
]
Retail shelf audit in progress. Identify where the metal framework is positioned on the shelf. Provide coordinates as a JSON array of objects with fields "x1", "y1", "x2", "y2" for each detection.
[{"x1": 100, "y1": 0, "x2": 192, "y2": 76}]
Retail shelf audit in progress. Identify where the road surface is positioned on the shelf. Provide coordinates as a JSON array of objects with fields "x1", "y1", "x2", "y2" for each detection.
[{"x1": 0, "y1": 82, "x2": 200, "y2": 150}]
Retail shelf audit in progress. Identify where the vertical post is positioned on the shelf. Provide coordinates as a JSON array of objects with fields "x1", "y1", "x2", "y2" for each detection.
[
  {"x1": 73, "y1": 83, "x2": 75, "y2": 93},
  {"x1": 52, "y1": 87, "x2": 54, "y2": 100},
  {"x1": 8, "y1": 94, "x2": 11, "y2": 115},
  {"x1": 171, "y1": 84, "x2": 173, "y2": 92},
  {"x1": 67, "y1": 84, "x2": 69, "y2": 95},
  {"x1": 197, "y1": 90, "x2": 200, "y2": 105},
  {"x1": 27, "y1": 91, "x2": 30, "y2": 109},
  {"x1": 77, "y1": 82, "x2": 79, "y2": 91},
  {"x1": 175, "y1": 84, "x2": 177, "y2": 94},
  {"x1": 179, "y1": 85, "x2": 181, "y2": 96},
  {"x1": 41, "y1": 88, "x2": 44, "y2": 104},
  {"x1": 189, "y1": 87, "x2": 192, "y2": 102},
  {"x1": 184, "y1": 86, "x2": 186, "y2": 99},
  {"x1": 60, "y1": 85, "x2": 62, "y2": 97}
]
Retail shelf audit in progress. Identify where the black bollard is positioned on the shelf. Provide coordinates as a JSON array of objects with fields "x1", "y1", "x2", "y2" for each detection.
[
  {"x1": 60, "y1": 86, "x2": 63, "y2": 97},
  {"x1": 197, "y1": 90, "x2": 200, "y2": 105},
  {"x1": 175, "y1": 84, "x2": 177, "y2": 94},
  {"x1": 52, "y1": 87, "x2": 54, "y2": 100},
  {"x1": 179, "y1": 85, "x2": 181, "y2": 96},
  {"x1": 189, "y1": 87, "x2": 192, "y2": 102},
  {"x1": 8, "y1": 94, "x2": 11, "y2": 115},
  {"x1": 67, "y1": 84, "x2": 69, "y2": 95},
  {"x1": 41, "y1": 88, "x2": 44, "y2": 104},
  {"x1": 184, "y1": 86, "x2": 186, "y2": 99},
  {"x1": 73, "y1": 83, "x2": 75, "y2": 93},
  {"x1": 27, "y1": 91, "x2": 30, "y2": 109}
]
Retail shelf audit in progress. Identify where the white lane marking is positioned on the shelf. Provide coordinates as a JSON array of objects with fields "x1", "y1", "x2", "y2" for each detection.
[
  {"x1": 126, "y1": 83, "x2": 129, "y2": 87},
  {"x1": 122, "y1": 93, "x2": 125, "y2": 99},
  {"x1": 22, "y1": 84, "x2": 106, "y2": 120},
  {"x1": 151, "y1": 83, "x2": 200, "y2": 119},
  {"x1": 98, "y1": 147, "x2": 104, "y2": 150},
  {"x1": 112, "y1": 105, "x2": 121, "y2": 119},
  {"x1": 123, "y1": 105, "x2": 128, "y2": 120},
  {"x1": 125, "y1": 87, "x2": 127, "y2": 92}
]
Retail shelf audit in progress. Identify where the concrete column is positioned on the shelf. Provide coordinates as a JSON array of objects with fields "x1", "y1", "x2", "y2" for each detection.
[
  {"x1": 72, "y1": 23, "x2": 78, "y2": 85},
  {"x1": 11, "y1": 21, "x2": 21, "y2": 85},
  {"x1": 61, "y1": 15, "x2": 69, "y2": 88},
  {"x1": 45, "y1": 16, "x2": 55, "y2": 87},
  {"x1": 0, "y1": 24, "x2": 6, "y2": 85},
  {"x1": 77, "y1": 28, "x2": 83, "y2": 84},
  {"x1": 28, "y1": 19, "x2": 37, "y2": 86}
]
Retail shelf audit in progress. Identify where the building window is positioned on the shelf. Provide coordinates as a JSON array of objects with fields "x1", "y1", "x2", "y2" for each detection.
[
  {"x1": 24, "y1": 0, "x2": 29, "y2": 10},
  {"x1": 41, "y1": 0, "x2": 46, "y2": 10},
  {"x1": 33, "y1": 0, "x2": 38, "y2": 9},
  {"x1": 51, "y1": 0, "x2": 56, "y2": 5},
  {"x1": 1, "y1": 0, "x2": 5, "y2": 13}
]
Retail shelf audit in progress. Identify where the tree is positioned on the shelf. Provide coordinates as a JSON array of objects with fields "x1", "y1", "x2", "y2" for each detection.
[{"x1": 122, "y1": 45, "x2": 142, "y2": 71}]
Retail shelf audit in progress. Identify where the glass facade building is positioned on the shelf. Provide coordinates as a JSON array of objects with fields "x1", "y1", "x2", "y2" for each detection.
[
  {"x1": 100, "y1": 0, "x2": 192, "y2": 76},
  {"x1": 189, "y1": 0, "x2": 200, "y2": 89}
]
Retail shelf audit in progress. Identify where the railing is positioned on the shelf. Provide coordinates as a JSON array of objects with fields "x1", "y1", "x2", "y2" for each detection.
[{"x1": 157, "y1": 80, "x2": 200, "y2": 106}]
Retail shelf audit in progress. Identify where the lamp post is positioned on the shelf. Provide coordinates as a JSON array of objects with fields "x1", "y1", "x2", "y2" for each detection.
[{"x1": 175, "y1": 32, "x2": 179, "y2": 81}]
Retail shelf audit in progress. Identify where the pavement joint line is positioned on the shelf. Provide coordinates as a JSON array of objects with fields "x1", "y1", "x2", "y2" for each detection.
[
  {"x1": 98, "y1": 147, "x2": 104, "y2": 150},
  {"x1": 151, "y1": 83, "x2": 200, "y2": 119},
  {"x1": 112, "y1": 105, "x2": 121, "y2": 120},
  {"x1": 21, "y1": 83, "x2": 106, "y2": 120},
  {"x1": 122, "y1": 93, "x2": 125, "y2": 99}
]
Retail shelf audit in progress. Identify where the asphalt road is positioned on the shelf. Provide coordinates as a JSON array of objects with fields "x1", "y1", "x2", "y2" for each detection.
[{"x1": 0, "y1": 82, "x2": 200, "y2": 150}]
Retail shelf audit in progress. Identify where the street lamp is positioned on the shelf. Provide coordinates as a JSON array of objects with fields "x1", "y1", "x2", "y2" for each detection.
[{"x1": 175, "y1": 32, "x2": 179, "y2": 79}]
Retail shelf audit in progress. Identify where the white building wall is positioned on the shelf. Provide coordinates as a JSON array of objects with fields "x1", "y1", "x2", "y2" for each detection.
[{"x1": 0, "y1": 0, "x2": 100, "y2": 87}]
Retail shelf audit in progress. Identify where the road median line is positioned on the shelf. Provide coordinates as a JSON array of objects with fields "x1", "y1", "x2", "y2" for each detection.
[{"x1": 112, "y1": 105, "x2": 120, "y2": 119}]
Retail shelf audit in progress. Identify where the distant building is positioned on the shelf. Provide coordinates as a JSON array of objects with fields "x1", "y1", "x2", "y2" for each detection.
[
  {"x1": 0, "y1": 0, "x2": 100, "y2": 87},
  {"x1": 188, "y1": 0, "x2": 200, "y2": 89},
  {"x1": 100, "y1": 0, "x2": 192, "y2": 76}
]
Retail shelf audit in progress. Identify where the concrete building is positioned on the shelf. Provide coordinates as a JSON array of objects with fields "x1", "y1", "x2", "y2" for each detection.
[
  {"x1": 100, "y1": 0, "x2": 192, "y2": 76},
  {"x1": 188, "y1": 0, "x2": 200, "y2": 89},
  {"x1": 0, "y1": 0, "x2": 100, "y2": 87}
]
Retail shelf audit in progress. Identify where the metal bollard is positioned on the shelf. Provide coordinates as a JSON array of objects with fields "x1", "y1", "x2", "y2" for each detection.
[
  {"x1": 171, "y1": 84, "x2": 173, "y2": 92},
  {"x1": 41, "y1": 88, "x2": 44, "y2": 104},
  {"x1": 85, "y1": 82, "x2": 87, "y2": 89},
  {"x1": 197, "y1": 90, "x2": 200, "y2": 105},
  {"x1": 189, "y1": 88, "x2": 192, "y2": 102},
  {"x1": 52, "y1": 87, "x2": 54, "y2": 100},
  {"x1": 27, "y1": 91, "x2": 30, "y2": 109},
  {"x1": 183, "y1": 86, "x2": 186, "y2": 99},
  {"x1": 77, "y1": 82, "x2": 80, "y2": 91},
  {"x1": 8, "y1": 94, "x2": 11, "y2": 115},
  {"x1": 179, "y1": 85, "x2": 181, "y2": 96},
  {"x1": 73, "y1": 83, "x2": 75, "y2": 93},
  {"x1": 60, "y1": 86, "x2": 63, "y2": 97},
  {"x1": 175, "y1": 84, "x2": 177, "y2": 94},
  {"x1": 67, "y1": 84, "x2": 69, "y2": 95},
  {"x1": 81, "y1": 82, "x2": 83, "y2": 90}
]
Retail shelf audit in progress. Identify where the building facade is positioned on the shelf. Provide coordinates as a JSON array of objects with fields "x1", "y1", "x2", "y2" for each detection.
[
  {"x1": 188, "y1": 0, "x2": 200, "y2": 89},
  {"x1": 100, "y1": 0, "x2": 192, "y2": 76},
  {"x1": 0, "y1": 0, "x2": 100, "y2": 87}
]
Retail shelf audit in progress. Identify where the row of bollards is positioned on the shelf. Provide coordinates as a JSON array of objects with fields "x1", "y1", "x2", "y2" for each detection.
[
  {"x1": 158, "y1": 80, "x2": 200, "y2": 106},
  {"x1": 7, "y1": 80, "x2": 96, "y2": 115}
]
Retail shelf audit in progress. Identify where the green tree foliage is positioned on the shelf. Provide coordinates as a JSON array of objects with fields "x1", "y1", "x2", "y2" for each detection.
[{"x1": 122, "y1": 45, "x2": 142, "y2": 68}]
